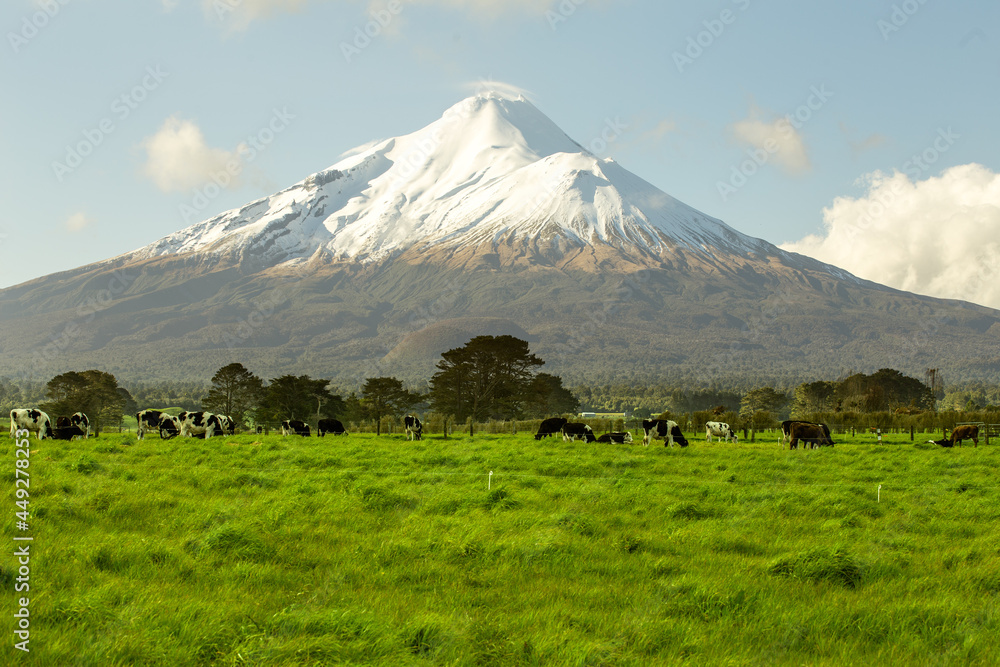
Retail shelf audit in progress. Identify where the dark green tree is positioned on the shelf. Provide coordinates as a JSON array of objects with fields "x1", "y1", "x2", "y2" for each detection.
[
  {"x1": 260, "y1": 375, "x2": 343, "y2": 423},
  {"x1": 41, "y1": 370, "x2": 126, "y2": 435},
  {"x1": 524, "y1": 373, "x2": 579, "y2": 418},
  {"x1": 360, "y1": 377, "x2": 422, "y2": 435},
  {"x1": 740, "y1": 386, "x2": 789, "y2": 438},
  {"x1": 203, "y1": 363, "x2": 265, "y2": 427},
  {"x1": 791, "y1": 380, "x2": 837, "y2": 415},
  {"x1": 429, "y1": 335, "x2": 544, "y2": 422}
]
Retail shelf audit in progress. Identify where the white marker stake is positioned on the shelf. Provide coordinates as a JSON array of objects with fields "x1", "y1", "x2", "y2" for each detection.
[
  {"x1": 878, "y1": 484, "x2": 882, "y2": 503},
  {"x1": 489, "y1": 471, "x2": 493, "y2": 490}
]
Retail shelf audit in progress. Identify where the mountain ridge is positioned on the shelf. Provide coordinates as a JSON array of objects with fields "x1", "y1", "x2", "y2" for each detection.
[{"x1": 1, "y1": 91, "x2": 997, "y2": 386}]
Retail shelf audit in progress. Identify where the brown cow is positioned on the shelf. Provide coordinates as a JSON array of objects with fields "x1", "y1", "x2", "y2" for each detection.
[
  {"x1": 950, "y1": 424, "x2": 979, "y2": 447},
  {"x1": 788, "y1": 422, "x2": 835, "y2": 449}
]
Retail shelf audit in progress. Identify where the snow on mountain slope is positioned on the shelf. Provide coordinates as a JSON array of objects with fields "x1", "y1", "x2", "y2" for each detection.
[{"x1": 129, "y1": 92, "x2": 838, "y2": 275}]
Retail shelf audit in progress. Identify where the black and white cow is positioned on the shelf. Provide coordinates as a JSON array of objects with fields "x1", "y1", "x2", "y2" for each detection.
[
  {"x1": 159, "y1": 415, "x2": 180, "y2": 439},
  {"x1": 705, "y1": 421, "x2": 737, "y2": 443},
  {"x1": 53, "y1": 416, "x2": 88, "y2": 441},
  {"x1": 642, "y1": 419, "x2": 688, "y2": 447},
  {"x1": 217, "y1": 415, "x2": 236, "y2": 436},
  {"x1": 562, "y1": 423, "x2": 597, "y2": 442},
  {"x1": 318, "y1": 418, "x2": 348, "y2": 436},
  {"x1": 10, "y1": 409, "x2": 53, "y2": 441},
  {"x1": 534, "y1": 417, "x2": 568, "y2": 440},
  {"x1": 281, "y1": 420, "x2": 311, "y2": 436},
  {"x1": 177, "y1": 411, "x2": 224, "y2": 438},
  {"x1": 136, "y1": 409, "x2": 165, "y2": 440},
  {"x1": 597, "y1": 432, "x2": 633, "y2": 444},
  {"x1": 71, "y1": 412, "x2": 90, "y2": 438},
  {"x1": 404, "y1": 415, "x2": 422, "y2": 441}
]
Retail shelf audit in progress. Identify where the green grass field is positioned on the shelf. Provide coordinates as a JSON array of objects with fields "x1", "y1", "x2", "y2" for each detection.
[{"x1": 4, "y1": 429, "x2": 999, "y2": 665}]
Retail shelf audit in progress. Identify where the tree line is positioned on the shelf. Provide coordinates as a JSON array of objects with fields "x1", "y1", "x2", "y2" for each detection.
[{"x1": 8, "y1": 341, "x2": 998, "y2": 436}]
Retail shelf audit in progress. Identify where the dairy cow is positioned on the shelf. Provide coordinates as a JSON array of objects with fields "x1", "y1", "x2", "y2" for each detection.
[
  {"x1": 596, "y1": 432, "x2": 633, "y2": 444},
  {"x1": 70, "y1": 412, "x2": 90, "y2": 439},
  {"x1": 136, "y1": 409, "x2": 165, "y2": 440},
  {"x1": 281, "y1": 420, "x2": 310, "y2": 436},
  {"x1": 177, "y1": 411, "x2": 224, "y2": 438},
  {"x1": 781, "y1": 420, "x2": 832, "y2": 444},
  {"x1": 318, "y1": 418, "x2": 348, "y2": 436},
  {"x1": 53, "y1": 415, "x2": 88, "y2": 440},
  {"x1": 787, "y1": 422, "x2": 835, "y2": 449},
  {"x1": 562, "y1": 423, "x2": 596, "y2": 442},
  {"x1": 404, "y1": 415, "x2": 422, "y2": 441},
  {"x1": 534, "y1": 417, "x2": 568, "y2": 440},
  {"x1": 159, "y1": 415, "x2": 180, "y2": 439},
  {"x1": 10, "y1": 409, "x2": 54, "y2": 441},
  {"x1": 642, "y1": 419, "x2": 688, "y2": 447},
  {"x1": 705, "y1": 421, "x2": 737, "y2": 443},
  {"x1": 217, "y1": 415, "x2": 236, "y2": 435},
  {"x1": 950, "y1": 424, "x2": 980, "y2": 447}
]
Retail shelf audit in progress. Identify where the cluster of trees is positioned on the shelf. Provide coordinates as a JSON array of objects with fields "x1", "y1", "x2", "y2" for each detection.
[
  {"x1": 26, "y1": 336, "x2": 579, "y2": 433},
  {"x1": 14, "y1": 347, "x2": 998, "y2": 438}
]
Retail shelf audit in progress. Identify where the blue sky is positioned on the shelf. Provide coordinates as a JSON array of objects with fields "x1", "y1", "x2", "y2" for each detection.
[{"x1": 2, "y1": 0, "x2": 999, "y2": 305}]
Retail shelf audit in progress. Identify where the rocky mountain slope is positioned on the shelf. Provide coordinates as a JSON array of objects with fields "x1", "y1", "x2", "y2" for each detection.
[{"x1": 2, "y1": 92, "x2": 998, "y2": 387}]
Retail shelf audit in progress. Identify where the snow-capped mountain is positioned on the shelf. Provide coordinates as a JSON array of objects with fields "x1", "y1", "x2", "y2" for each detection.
[
  {"x1": 2, "y1": 91, "x2": 998, "y2": 386},
  {"x1": 131, "y1": 92, "x2": 829, "y2": 275}
]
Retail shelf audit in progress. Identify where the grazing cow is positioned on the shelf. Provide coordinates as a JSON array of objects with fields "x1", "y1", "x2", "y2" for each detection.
[
  {"x1": 318, "y1": 418, "x2": 348, "y2": 436},
  {"x1": 562, "y1": 423, "x2": 597, "y2": 442},
  {"x1": 597, "y1": 432, "x2": 633, "y2": 444},
  {"x1": 788, "y1": 422, "x2": 835, "y2": 449},
  {"x1": 705, "y1": 421, "x2": 737, "y2": 443},
  {"x1": 10, "y1": 409, "x2": 53, "y2": 441},
  {"x1": 534, "y1": 417, "x2": 568, "y2": 440},
  {"x1": 136, "y1": 409, "x2": 165, "y2": 440},
  {"x1": 217, "y1": 415, "x2": 236, "y2": 435},
  {"x1": 176, "y1": 411, "x2": 223, "y2": 438},
  {"x1": 404, "y1": 415, "x2": 422, "y2": 441},
  {"x1": 781, "y1": 420, "x2": 832, "y2": 445},
  {"x1": 641, "y1": 419, "x2": 688, "y2": 447},
  {"x1": 281, "y1": 420, "x2": 310, "y2": 436},
  {"x1": 255, "y1": 425, "x2": 264, "y2": 434},
  {"x1": 52, "y1": 418, "x2": 87, "y2": 440},
  {"x1": 159, "y1": 415, "x2": 180, "y2": 439},
  {"x1": 951, "y1": 424, "x2": 979, "y2": 447},
  {"x1": 69, "y1": 412, "x2": 90, "y2": 439}
]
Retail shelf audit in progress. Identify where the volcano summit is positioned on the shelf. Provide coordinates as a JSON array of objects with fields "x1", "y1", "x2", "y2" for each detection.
[{"x1": 2, "y1": 92, "x2": 999, "y2": 385}]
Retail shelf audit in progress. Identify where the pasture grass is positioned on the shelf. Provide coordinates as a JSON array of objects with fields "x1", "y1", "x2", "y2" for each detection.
[{"x1": 3, "y1": 430, "x2": 1000, "y2": 665}]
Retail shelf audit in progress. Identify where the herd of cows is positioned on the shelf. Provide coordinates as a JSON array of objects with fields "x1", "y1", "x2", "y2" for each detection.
[
  {"x1": 7, "y1": 408, "x2": 984, "y2": 449},
  {"x1": 532, "y1": 417, "x2": 832, "y2": 449}
]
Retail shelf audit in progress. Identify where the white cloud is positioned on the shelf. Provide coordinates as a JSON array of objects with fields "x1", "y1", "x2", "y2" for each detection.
[
  {"x1": 729, "y1": 106, "x2": 810, "y2": 175},
  {"x1": 65, "y1": 212, "x2": 92, "y2": 232},
  {"x1": 140, "y1": 116, "x2": 245, "y2": 193},
  {"x1": 781, "y1": 164, "x2": 1000, "y2": 308}
]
